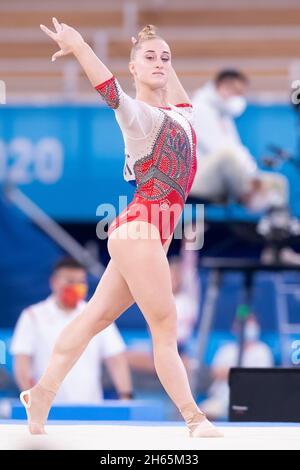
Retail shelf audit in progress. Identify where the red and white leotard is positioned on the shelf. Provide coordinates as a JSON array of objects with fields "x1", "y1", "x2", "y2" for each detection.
[{"x1": 95, "y1": 75, "x2": 197, "y2": 245}]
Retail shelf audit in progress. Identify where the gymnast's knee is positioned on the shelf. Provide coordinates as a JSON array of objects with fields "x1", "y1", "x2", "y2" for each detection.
[
  {"x1": 80, "y1": 303, "x2": 114, "y2": 336},
  {"x1": 148, "y1": 309, "x2": 177, "y2": 342}
]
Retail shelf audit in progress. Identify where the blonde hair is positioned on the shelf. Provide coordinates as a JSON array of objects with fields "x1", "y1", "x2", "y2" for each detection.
[{"x1": 130, "y1": 24, "x2": 164, "y2": 60}]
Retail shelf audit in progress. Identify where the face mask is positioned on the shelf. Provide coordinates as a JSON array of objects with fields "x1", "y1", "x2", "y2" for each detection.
[
  {"x1": 58, "y1": 283, "x2": 87, "y2": 309},
  {"x1": 224, "y1": 95, "x2": 247, "y2": 117},
  {"x1": 244, "y1": 323, "x2": 260, "y2": 342}
]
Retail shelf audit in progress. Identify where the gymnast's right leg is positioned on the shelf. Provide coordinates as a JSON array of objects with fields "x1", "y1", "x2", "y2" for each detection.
[
  {"x1": 20, "y1": 259, "x2": 135, "y2": 434},
  {"x1": 108, "y1": 223, "x2": 223, "y2": 438}
]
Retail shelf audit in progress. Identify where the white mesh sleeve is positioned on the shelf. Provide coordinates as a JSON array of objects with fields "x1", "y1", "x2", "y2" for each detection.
[
  {"x1": 174, "y1": 103, "x2": 194, "y2": 125},
  {"x1": 95, "y1": 75, "x2": 155, "y2": 139}
]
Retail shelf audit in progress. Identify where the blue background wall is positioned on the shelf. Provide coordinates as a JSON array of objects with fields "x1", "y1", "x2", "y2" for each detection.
[{"x1": 0, "y1": 103, "x2": 299, "y2": 221}]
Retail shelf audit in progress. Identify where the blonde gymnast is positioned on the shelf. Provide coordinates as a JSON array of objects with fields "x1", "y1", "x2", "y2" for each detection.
[{"x1": 20, "y1": 18, "x2": 222, "y2": 438}]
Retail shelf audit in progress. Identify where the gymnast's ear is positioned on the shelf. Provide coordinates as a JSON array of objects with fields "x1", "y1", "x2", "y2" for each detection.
[{"x1": 128, "y1": 61, "x2": 136, "y2": 77}]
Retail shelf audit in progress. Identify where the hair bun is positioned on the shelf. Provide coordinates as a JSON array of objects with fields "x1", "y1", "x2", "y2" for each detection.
[
  {"x1": 137, "y1": 24, "x2": 157, "y2": 41},
  {"x1": 130, "y1": 24, "x2": 162, "y2": 60}
]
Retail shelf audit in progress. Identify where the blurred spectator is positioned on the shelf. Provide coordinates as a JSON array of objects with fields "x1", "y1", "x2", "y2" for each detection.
[
  {"x1": 127, "y1": 236, "x2": 200, "y2": 374},
  {"x1": 190, "y1": 68, "x2": 300, "y2": 263},
  {"x1": 190, "y1": 69, "x2": 288, "y2": 212},
  {"x1": 199, "y1": 314, "x2": 273, "y2": 420},
  {"x1": 10, "y1": 257, "x2": 133, "y2": 404}
]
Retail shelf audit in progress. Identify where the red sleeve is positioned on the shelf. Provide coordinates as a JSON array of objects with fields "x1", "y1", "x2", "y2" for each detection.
[
  {"x1": 175, "y1": 103, "x2": 193, "y2": 108},
  {"x1": 95, "y1": 75, "x2": 121, "y2": 109}
]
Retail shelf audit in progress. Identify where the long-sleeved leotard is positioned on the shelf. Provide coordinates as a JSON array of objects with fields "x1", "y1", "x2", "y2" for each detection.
[{"x1": 95, "y1": 75, "x2": 197, "y2": 245}]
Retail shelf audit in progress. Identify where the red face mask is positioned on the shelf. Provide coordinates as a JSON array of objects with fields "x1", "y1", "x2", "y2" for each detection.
[{"x1": 58, "y1": 283, "x2": 87, "y2": 309}]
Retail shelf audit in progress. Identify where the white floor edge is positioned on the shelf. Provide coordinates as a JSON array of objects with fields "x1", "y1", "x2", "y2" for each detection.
[{"x1": 1, "y1": 423, "x2": 300, "y2": 450}]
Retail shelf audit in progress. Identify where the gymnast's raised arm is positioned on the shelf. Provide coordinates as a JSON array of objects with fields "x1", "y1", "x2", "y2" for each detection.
[
  {"x1": 40, "y1": 18, "x2": 154, "y2": 137},
  {"x1": 166, "y1": 65, "x2": 192, "y2": 107},
  {"x1": 40, "y1": 17, "x2": 113, "y2": 87}
]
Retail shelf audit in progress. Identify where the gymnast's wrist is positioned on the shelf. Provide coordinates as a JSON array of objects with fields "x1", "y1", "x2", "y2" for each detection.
[{"x1": 72, "y1": 41, "x2": 90, "y2": 58}]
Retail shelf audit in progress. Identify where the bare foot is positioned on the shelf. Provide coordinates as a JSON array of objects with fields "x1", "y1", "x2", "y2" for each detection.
[
  {"x1": 180, "y1": 403, "x2": 224, "y2": 438},
  {"x1": 20, "y1": 384, "x2": 55, "y2": 434},
  {"x1": 189, "y1": 417, "x2": 224, "y2": 438}
]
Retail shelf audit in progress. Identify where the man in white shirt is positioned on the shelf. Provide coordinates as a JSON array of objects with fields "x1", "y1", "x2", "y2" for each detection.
[
  {"x1": 199, "y1": 315, "x2": 273, "y2": 420},
  {"x1": 189, "y1": 69, "x2": 300, "y2": 264},
  {"x1": 190, "y1": 69, "x2": 288, "y2": 212},
  {"x1": 10, "y1": 257, "x2": 133, "y2": 404}
]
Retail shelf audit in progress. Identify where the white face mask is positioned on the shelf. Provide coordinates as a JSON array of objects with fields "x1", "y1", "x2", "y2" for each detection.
[
  {"x1": 244, "y1": 323, "x2": 260, "y2": 342},
  {"x1": 224, "y1": 95, "x2": 247, "y2": 117}
]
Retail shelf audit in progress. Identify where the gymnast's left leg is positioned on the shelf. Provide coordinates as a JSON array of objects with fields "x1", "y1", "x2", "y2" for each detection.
[{"x1": 20, "y1": 259, "x2": 136, "y2": 434}]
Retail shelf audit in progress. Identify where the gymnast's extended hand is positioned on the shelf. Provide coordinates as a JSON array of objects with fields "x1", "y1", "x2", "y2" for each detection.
[
  {"x1": 40, "y1": 17, "x2": 112, "y2": 86},
  {"x1": 40, "y1": 17, "x2": 85, "y2": 62}
]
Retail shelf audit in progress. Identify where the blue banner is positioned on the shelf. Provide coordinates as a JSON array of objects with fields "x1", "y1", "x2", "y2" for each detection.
[{"x1": 0, "y1": 103, "x2": 299, "y2": 220}]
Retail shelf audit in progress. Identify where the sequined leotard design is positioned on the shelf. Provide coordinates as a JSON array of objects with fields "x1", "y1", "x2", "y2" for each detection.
[{"x1": 95, "y1": 76, "x2": 197, "y2": 245}]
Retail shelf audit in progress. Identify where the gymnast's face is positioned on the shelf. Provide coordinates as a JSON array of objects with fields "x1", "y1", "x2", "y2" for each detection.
[{"x1": 129, "y1": 38, "x2": 171, "y2": 90}]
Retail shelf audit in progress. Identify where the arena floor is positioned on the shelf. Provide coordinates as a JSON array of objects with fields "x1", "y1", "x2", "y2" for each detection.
[{"x1": 0, "y1": 421, "x2": 300, "y2": 450}]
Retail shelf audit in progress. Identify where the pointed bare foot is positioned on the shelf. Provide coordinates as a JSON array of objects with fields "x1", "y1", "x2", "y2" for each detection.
[
  {"x1": 20, "y1": 384, "x2": 55, "y2": 435},
  {"x1": 180, "y1": 403, "x2": 224, "y2": 438},
  {"x1": 189, "y1": 418, "x2": 224, "y2": 438}
]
